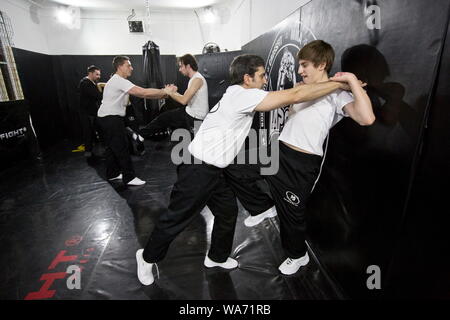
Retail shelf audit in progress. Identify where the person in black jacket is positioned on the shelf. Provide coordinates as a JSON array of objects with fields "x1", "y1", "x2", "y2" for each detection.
[{"x1": 79, "y1": 65, "x2": 103, "y2": 157}]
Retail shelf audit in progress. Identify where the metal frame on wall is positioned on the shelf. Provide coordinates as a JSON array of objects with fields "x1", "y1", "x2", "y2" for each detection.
[{"x1": 0, "y1": 11, "x2": 24, "y2": 102}]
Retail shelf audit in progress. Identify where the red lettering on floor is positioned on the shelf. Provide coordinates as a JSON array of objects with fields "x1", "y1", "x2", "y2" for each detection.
[
  {"x1": 24, "y1": 272, "x2": 67, "y2": 300},
  {"x1": 48, "y1": 250, "x2": 78, "y2": 270}
]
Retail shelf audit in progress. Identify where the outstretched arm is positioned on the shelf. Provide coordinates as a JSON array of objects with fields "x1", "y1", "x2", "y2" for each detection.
[
  {"x1": 168, "y1": 78, "x2": 203, "y2": 105},
  {"x1": 254, "y1": 81, "x2": 349, "y2": 112},
  {"x1": 128, "y1": 85, "x2": 175, "y2": 99},
  {"x1": 330, "y1": 72, "x2": 375, "y2": 126}
]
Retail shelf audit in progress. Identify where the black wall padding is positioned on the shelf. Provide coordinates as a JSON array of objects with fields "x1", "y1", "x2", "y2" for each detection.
[
  {"x1": 242, "y1": 0, "x2": 450, "y2": 298},
  {"x1": 384, "y1": 14, "x2": 450, "y2": 298},
  {"x1": 54, "y1": 54, "x2": 145, "y2": 142},
  {"x1": 13, "y1": 52, "x2": 178, "y2": 146},
  {"x1": 195, "y1": 51, "x2": 242, "y2": 109},
  {"x1": 0, "y1": 100, "x2": 40, "y2": 168},
  {"x1": 158, "y1": 51, "x2": 242, "y2": 116},
  {"x1": 12, "y1": 49, "x2": 239, "y2": 148},
  {"x1": 13, "y1": 48, "x2": 64, "y2": 149}
]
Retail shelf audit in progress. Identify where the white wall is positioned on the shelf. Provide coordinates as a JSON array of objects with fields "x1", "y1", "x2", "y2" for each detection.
[
  {"x1": 212, "y1": 0, "x2": 310, "y2": 48},
  {"x1": 0, "y1": 0, "x2": 50, "y2": 54},
  {"x1": 247, "y1": 0, "x2": 311, "y2": 43},
  {"x1": 44, "y1": 9, "x2": 205, "y2": 56},
  {"x1": 1, "y1": 0, "x2": 310, "y2": 56},
  {"x1": 195, "y1": 0, "x2": 311, "y2": 54}
]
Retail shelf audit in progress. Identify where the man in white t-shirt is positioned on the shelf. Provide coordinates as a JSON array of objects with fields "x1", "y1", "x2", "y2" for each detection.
[
  {"x1": 97, "y1": 56, "x2": 176, "y2": 186},
  {"x1": 135, "y1": 54, "x2": 360, "y2": 286},
  {"x1": 244, "y1": 40, "x2": 375, "y2": 276},
  {"x1": 140, "y1": 54, "x2": 208, "y2": 139}
]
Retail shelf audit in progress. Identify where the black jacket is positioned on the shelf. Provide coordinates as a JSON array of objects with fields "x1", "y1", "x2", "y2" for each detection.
[{"x1": 79, "y1": 77, "x2": 102, "y2": 116}]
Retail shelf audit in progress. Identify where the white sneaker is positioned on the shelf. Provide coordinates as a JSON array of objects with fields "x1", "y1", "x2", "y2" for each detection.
[
  {"x1": 127, "y1": 177, "x2": 146, "y2": 186},
  {"x1": 244, "y1": 206, "x2": 277, "y2": 227},
  {"x1": 136, "y1": 249, "x2": 155, "y2": 285},
  {"x1": 278, "y1": 252, "x2": 310, "y2": 275},
  {"x1": 204, "y1": 256, "x2": 238, "y2": 269},
  {"x1": 109, "y1": 173, "x2": 122, "y2": 181}
]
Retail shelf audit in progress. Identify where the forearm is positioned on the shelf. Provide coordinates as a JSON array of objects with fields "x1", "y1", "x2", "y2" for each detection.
[
  {"x1": 349, "y1": 80, "x2": 375, "y2": 125},
  {"x1": 293, "y1": 81, "x2": 343, "y2": 103},
  {"x1": 144, "y1": 88, "x2": 166, "y2": 99},
  {"x1": 256, "y1": 81, "x2": 347, "y2": 112},
  {"x1": 169, "y1": 92, "x2": 188, "y2": 105}
]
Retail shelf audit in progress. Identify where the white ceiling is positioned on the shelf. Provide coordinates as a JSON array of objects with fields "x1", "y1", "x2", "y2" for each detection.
[{"x1": 46, "y1": 0, "x2": 229, "y2": 10}]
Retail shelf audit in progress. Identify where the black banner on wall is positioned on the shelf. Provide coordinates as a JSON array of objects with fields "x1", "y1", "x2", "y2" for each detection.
[
  {"x1": 49, "y1": 54, "x2": 178, "y2": 141},
  {"x1": 0, "y1": 100, "x2": 40, "y2": 168},
  {"x1": 196, "y1": 51, "x2": 242, "y2": 110},
  {"x1": 242, "y1": 0, "x2": 450, "y2": 298},
  {"x1": 12, "y1": 48, "x2": 241, "y2": 149},
  {"x1": 252, "y1": 10, "x2": 317, "y2": 145}
]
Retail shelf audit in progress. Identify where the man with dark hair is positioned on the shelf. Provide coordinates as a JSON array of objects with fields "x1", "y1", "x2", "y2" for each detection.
[
  {"x1": 140, "y1": 53, "x2": 208, "y2": 139},
  {"x1": 78, "y1": 65, "x2": 103, "y2": 157},
  {"x1": 97, "y1": 56, "x2": 176, "y2": 186},
  {"x1": 136, "y1": 54, "x2": 359, "y2": 286},
  {"x1": 177, "y1": 54, "x2": 198, "y2": 72}
]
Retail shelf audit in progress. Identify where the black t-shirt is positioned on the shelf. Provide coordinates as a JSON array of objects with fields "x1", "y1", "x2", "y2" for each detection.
[{"x1": 79, "y1": 77, "x2": 102, "y2": 116}]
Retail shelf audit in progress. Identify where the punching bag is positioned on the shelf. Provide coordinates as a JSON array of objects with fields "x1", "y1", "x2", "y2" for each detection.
[{"x1": 142, "y1": 41, "x2": 165, "y2": 124}]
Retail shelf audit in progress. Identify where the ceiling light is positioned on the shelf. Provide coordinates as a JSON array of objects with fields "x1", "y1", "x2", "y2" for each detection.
[
  {"x1": 203, "y1": 6, "x2": 218, "y2": 24},
  {"x1": 55, "y1": 6, "x2": 80, "y2": 29},
  {"x1": 56, "y1": 7, "x2": 72, "y2": 25}
]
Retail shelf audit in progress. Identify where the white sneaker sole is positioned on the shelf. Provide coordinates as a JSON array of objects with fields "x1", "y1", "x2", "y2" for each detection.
[
  {"x1": 244, "y1": 208, "x2": 277, "y2": 227},
  {"x1": 136, "y1": 249, "x2": 154, "y2": 285},
  {"x1": 128, "y1": 179, "x2": 146, "y2": 186},
  {"x1": 279, "y1": 255, "x2": 310, "y2": 275},
  {"x1": 204, "y1": 257, "x2": 238, "y2": 269}
]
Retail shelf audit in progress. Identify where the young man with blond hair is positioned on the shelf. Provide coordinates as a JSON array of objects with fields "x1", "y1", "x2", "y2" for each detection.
[{"x1": 246, "y1": 40, "x2": 375, "y2": 276}]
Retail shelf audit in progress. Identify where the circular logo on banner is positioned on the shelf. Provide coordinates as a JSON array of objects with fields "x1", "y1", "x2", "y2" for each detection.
[{"x1": 261, "y1": 16, "x2": 317, "y2": 144}]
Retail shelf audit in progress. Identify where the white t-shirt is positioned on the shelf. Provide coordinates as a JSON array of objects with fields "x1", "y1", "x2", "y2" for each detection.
[
  {"x1": 188, "y1": 85, "x2": 268, "y2": 168},
  {"x1": 98, "y1": 74, "x2": 135, "y2": 117},
  {"x1": 185, "y1": 72, "x2": 209, "y2": 120},
  {"x1": 279, "y1": 89, "x2": 354, "y2": 156}
]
